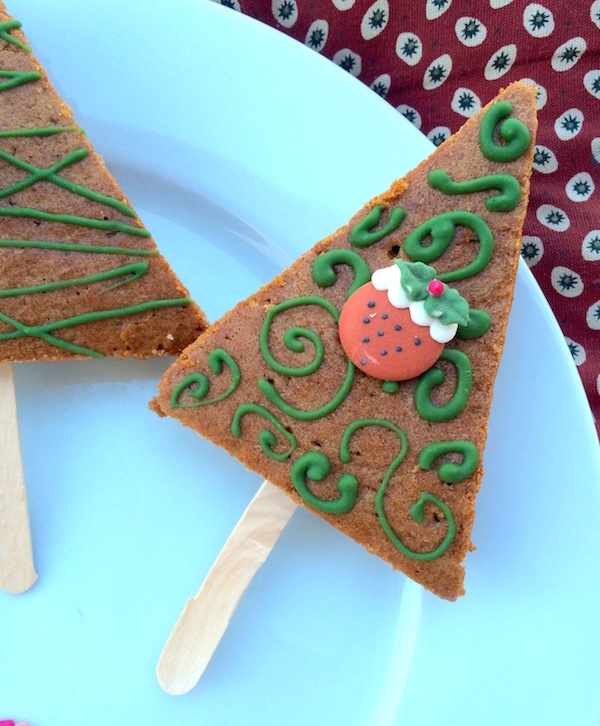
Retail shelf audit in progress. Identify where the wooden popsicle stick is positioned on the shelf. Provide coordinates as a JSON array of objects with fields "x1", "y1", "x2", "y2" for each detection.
[
  {"x1": 0, "y1": 362, "x2": 37, "y2": 594},
  {"x1": 157, "y1": 479, "x2": 297, "y2": 695}
]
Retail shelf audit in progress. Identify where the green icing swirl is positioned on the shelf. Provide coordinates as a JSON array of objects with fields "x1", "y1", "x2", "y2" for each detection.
[
  {"x1": 0, "y1": 125, "x2": 79, "y2": 138},
  {"x1": 341, "y1": 419, "x2": 455, "y2": 560},
  {"x1": 456, "y1": 308, "x2": 492, "y2": 340},
  {"x1": 258, "y1": 295, "x2": 355, "y2": 420},
  {"x1": 415, "y1": 349, "x2": 473, "y2": 422},
  {"x1": 403, "y1": 210, "x2": 493, "y2": 283},
  {"x1": 231, "y1": 403, "x2": 297, "y2": 462},
  {"x1": 291, "y1": 451, "x2": 358, "y2": 514},
  {"x1": 349, "y1": 204, "x2": 406, "y2": 248},
  {"x1": 312, "y1": 249, "x2": 371, "y2": 299},
  {"x1": 170, "y1": 349, "x2": 241, "y2": 408},
  {"x1": 418, "y1": 441, "x2": 479, "y2": 483},
  {"x1": 479, "y1": 100, "x2": 531, "y2": 162},
  {"x1": 428, "y1": 169, "x2": 521, "y2": 212}
]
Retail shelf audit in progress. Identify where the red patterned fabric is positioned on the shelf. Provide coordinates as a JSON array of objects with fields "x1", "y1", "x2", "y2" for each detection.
[{"x1": 217, "y1": 0, "x2": 600, "y2": 436}]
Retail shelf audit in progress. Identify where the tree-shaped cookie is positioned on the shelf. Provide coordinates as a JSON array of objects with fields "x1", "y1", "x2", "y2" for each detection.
[
  {"x1": 0, "y1": 4, "x2": 207, "y2": 591},
  {"x1": 152, "y1": 82, "x2": 537, "y2": 602}
]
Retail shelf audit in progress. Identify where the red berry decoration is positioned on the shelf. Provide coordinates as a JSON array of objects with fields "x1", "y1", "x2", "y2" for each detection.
[{"x1": 338, "y1": 260, "x2": 470, "y2": 382}]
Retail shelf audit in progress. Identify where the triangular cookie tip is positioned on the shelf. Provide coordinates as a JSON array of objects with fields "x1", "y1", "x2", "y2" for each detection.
[{"x1": 153, "y1": 81, "x2": 537, "y2": 600}]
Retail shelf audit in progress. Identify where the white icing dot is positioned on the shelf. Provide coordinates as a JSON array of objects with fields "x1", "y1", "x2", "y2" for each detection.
[
  {"x1": 537, "y1": 204, "x2": 570, "y2": 232},
  {"x1": 552, "y1": 37, "x2": 586, "y2": 72},
  {"x1": 455, "y1": 16, "x2": 487, "y2": 47},
  {"x1": 582, "y1": 230, "x2": 600, "y2": 262},
  {"x1": 523, "y1": 3, "x2": 555, "y2": 37},
  {"x1": 554, "y1": 108, "x2": 584, "y2": 140},
  {"x1": 423, "y1": 54, "x2": 452, "y2": 90},
  {"x1": 566, "y1": 172, "x2": 595, "y2": 202},
  {"x1": 395, "y1": 32, "x2": 422, "y2": 66},
  {"x1": 451, "y1": 87, "x2": 481, "y2": 117},
  {"x1": 361, "y1": 0, "x2": 389, "y2": 40},
  {"x1": 484, "y1": 44, "x2": 517, "y2": 81},
  {"x1": 521, "y1": 235, "x2": 544, "y2": 267},
  {"x1": 551, "y1": 266, "x2": 583, "y2": 297},
  {"x1": 305, "y1": 20, "x2": 329, "y2": 52},
  {"x1": 333, "y1": 48, "x2": 362, "y2": 77}
]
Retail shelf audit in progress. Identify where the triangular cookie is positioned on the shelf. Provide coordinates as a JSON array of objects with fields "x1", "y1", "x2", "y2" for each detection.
[
  {"x1": 152, "y1": 82, "x2": 537, "y2": 600},
  {"x1": 0, "y1": 4, "x2": 206, "y2": 361}
]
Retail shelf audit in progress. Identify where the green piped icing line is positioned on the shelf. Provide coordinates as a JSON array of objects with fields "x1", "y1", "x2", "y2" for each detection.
[
  {"x1": 457, "y1": 308, "x2": 491, "y2": 340},
  {"x1": 291, "y1": 451, "x2": 358, "y2": 514},
  {"x1": 479, "y1": 100, "x2": 531, "y2": 162},
  {"x1": 428, "y1": 169, "x2": 521, "y2": 212},
  {"x1": 0, "y1": 69, "x2": 41, "y2": 91},
  {"x1": 418, "y1": 441, "x2": 479, "y2": 483},
  {"x1": 349, "y1": 204, "x2": 406, "y2": 248},
  {"x1": 0, "y1": 125, "x2": 80, "y2": 138},
  {"x1": 0, "y1": 239, "x2": 157, "y2": 256},
  {"x1": 0, "y1": 20, "x2": 30, "y2": 52},
  {"x1": 312, "y1": 249, "x2": 371, "y2": 299},
  {"x1": 258, "y1": 295, "x2": 356, "y2": 420},
  {"x1": 170, "y1": 350, "x2": 241, "y2": 408},
  {"x1": 341, "y1": 419, "x2": 455, "y2": 560},
  {"x1": 415, "y1": 348, "x2": 473, "y2": 422},
  {"x1": 0, "y1": 261, "x2": 149, "y2": 297},
  {"x1": 0, "y1": 147, "x2": 138, "y2": 218},
  {"x1": 403, "y1": 210, "x2": 494, "y2": 283},
  {"x1": 231, "y1": 403, "x2": 297, "y2": 462},
  {"x1": 0, "y1": 298, "x2": 192, "y2": 358}
]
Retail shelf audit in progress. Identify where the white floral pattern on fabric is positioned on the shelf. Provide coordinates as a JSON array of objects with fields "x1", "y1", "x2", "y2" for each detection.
[
  {"x1": 566, "y1": 336, "x2": 586, "y2": 366},
  {"x1": 537, "y1": 203, "x2": 570, "y2": 231},
  {"x1": 451, "y1": 87, "x2": 481, "y2": 117},
  {"x1": 484, "y1": 44, "x2": 517, "y2": 80},
  {"x1": 455, "y1": 16, "x2": 487, "y2": 47},
  {"x1": 554, "y1": 108, "x2": 584, "y2": 140},
  {"x1": 371, "y1": 73, "x2": 391, "y2": 98},
  {"x1": 521, "y1": 235, "x2": 544, "y2": 266},
  {"x1": 423, "y1": 54, "x2": 452, "y2": 89},
  {"x1": 397, "y1": 104, "x2": 423, "y2": 128},
  {"x1": 333, "y1": 48, "x2": 362, "y2": 76},
  {"x1": 551, "y1": 266, "x2": 584, "y2": 297},
  {"x1": 582, "y1": 231, "x2": 600, "y2": 262},
  {"x1": 426, "y1": 0, "x2": 453, "y2": 21},
  {"x1": 533, "y1": 145, "x2": 558, "y2": 173},
  {"x1": 271, "y1": 0, "x2": 297, "y2": 27},
  {"x1": 523, "y1": 3, "x2": 555, "y2": 37},
  {"x1": 395, "y1": 32, "x2": 423, "y2": 65},
  {"x1": 551, "y1": 37, "x2": 586, "y2": 72},
  {"x1": 427, "y1": 125, "x2": 451, "y2": 146},
  {"x1": 490, "y1": 0, "x2": 515, "y2": 8},
  {"x1": 305, "y1": 20, "x2": 329, "y2": 52},
  {"x1": 583, "y1": 69, "x2": 600, "y2": 99},
  {"x1": 586, "y1": 300, "x2": 600, "y2": 330},
  {"x1": 361, "y1": 0, "x2": 389, "y2": 40},
  {"x1": 566, "y1": 172, "x2": 595, "y2": 203}
]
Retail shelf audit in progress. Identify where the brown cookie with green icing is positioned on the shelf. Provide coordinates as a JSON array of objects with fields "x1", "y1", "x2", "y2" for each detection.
[
  {"x1": 151, "y1": 82, "x2": 537, "y2": 601},
  {"x1": 0, "y1": 4, "x2": 206, "y2": 361}
]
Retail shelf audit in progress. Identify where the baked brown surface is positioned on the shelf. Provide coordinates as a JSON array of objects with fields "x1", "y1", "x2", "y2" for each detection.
[
  {"x1": 152, "y1": 82, "x2": 537, "y2": 600},
  {"x1": 0, "y1": 3, "x2": 206, "y2": 361}
]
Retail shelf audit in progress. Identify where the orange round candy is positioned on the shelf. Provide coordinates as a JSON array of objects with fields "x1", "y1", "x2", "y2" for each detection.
[{"x1": 338, "y1": 282, "x2": 444, "y2": 381}]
